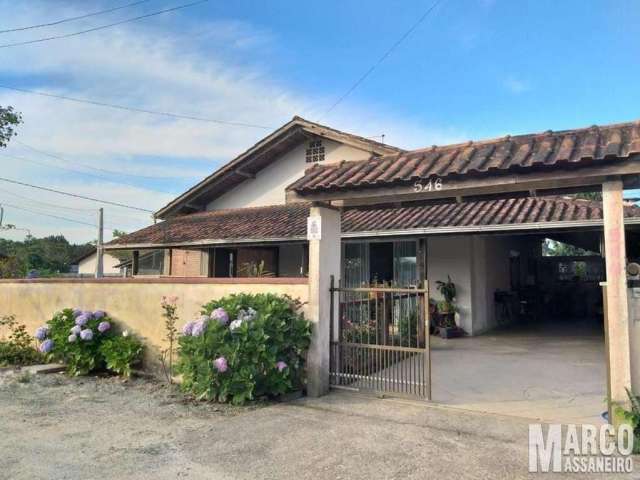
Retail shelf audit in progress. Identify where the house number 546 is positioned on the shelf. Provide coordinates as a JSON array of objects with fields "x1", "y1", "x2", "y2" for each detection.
[{"x1": 413, "y1": 178, "x2": 443, "y2": 192}]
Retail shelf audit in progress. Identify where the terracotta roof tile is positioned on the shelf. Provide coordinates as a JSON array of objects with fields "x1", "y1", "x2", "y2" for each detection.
[
  {"x1": 291, "y1": 120, "x2": 640, "y2": 194},
  {"x1": 107, "y1": 197, "x2": 640, "y2": 248}
]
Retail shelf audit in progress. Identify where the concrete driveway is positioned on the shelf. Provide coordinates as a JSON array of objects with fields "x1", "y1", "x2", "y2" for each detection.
[
  {"x1": 0, "y1": 373, "x2": 630, "y2": 480},
  {"x1": 431, "y1": 319, "x2": 607, "y2": 424}
]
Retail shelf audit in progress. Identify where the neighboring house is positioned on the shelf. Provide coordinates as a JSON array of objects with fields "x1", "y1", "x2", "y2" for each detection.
[
  {"x1": 107, "y1": 116, "x2": 640, "y2": 335},
  {"x1": 72, "y1": 248, "x2": 123, "y2": 276}
]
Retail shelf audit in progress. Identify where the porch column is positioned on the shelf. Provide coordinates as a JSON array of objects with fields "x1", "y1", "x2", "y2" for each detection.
[
  {"x1": 602, "y1": 179, "x2": 632, "y2": 422},
  {"x1": 306, "y1": 204, "x2": 341, "y2": 397}
]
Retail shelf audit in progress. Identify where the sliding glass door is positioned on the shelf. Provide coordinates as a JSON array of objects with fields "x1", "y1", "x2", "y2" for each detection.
[{"x1": 342, "y1": 240, "x2": 418, "y2": 288}]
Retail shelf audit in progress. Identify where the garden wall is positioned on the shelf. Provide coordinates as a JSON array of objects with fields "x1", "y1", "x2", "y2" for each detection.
[{"x1": 0, "y1": 277, "x2": 309, "y2": 370}]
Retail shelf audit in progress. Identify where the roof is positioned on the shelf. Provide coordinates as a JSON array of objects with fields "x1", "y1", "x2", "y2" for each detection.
[
  {"x1": 289, "y1": 119, "x2": 640, "y2": 195},
  {"x1": 70, "y1": 247, "x2": 97, "y2": 264},
  {"x1": 109, "y1": 203, "x2": 311, "y2": 248},
  {"x1": 106, "y1": 196, "x2": 640, "y2": 249},
  {"x1": 155, "y1": 116, "x2": 403, "y2": 219}
]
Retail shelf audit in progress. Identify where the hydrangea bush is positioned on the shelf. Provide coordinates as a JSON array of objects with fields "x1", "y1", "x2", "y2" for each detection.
[
  {"x1": 175, "y1": 294, "x2": 311, "y2": 405},
  {"x1": 35, "y1": 308, "x2": 143, "y2": 377}
]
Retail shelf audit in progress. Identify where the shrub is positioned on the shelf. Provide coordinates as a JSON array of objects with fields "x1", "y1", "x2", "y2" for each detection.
[
  {"x1": 35, "y1": 308, "x2": 142, "y2": 376},
  {"x1": 175, "y1": 293, "x2": 311, "y2": 405},
  {"x1": 616, "y1": 388, "x2": 640, "y2": 454},
  {"x1": 0, "y1": 315, "x2": 44, "y2": 367},
  {"x1": 99, "y1": 333, "x2": 143, "y2": 378}
]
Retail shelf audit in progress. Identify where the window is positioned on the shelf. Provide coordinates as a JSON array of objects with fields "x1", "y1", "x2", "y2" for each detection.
[
  {"x1": 305, "y1": 140, "x2": 325, "y2": 163},
  {"x1": 137, "y1": 249, "x2": 165, "y2": 275}
]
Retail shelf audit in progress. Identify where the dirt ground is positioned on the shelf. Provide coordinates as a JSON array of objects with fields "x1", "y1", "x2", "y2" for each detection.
[{"x1": 0, "y1": 371, "x2": 636, "y2": 480}]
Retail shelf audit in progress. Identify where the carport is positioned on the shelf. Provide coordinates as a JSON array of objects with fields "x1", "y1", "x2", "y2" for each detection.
[{"x1": 292, "y1": 121, "x2": 640, "y2": 426}]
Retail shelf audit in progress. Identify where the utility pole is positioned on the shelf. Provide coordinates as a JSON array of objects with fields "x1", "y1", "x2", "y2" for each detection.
[{"x1": 96, "y1": 208, "x2": 104, "y2": 278}]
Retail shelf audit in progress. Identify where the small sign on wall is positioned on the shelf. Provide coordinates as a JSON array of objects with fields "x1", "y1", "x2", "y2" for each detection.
[{"x1": 307, "y1": 216, "x2": 322, "y2": 240}]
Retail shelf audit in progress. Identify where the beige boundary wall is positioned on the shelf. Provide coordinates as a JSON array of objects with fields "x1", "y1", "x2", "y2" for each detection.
[{"x1": 0, "y1": 277, "x2": 309, "y2": 371}]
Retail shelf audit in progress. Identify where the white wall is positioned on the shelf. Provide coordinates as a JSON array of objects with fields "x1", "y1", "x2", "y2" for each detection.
[
  {"x1": 78, "y1": 252, "x2": 122, "y2": 275},
  {"x1": 427, "y1": 236, "x2": 474, "y2": 334},
  {"x1": 427, "y1": 234, "x2": 527, "y2": 336},
  {"x1": 207, "y1": 139, "x2": 371, "y2": 210}
]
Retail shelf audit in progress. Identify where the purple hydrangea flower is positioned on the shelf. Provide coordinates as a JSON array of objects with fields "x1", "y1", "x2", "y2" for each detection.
[
  {"x1": 75, "y1": 314, "x2": 89, "y2": 326},
  {"x1": 276, "y1": 361, "x2": 288, "y2": 372},
  {"x1": 93, "y1": 310, "x2": 106, "y2": 319},
  {"x1": 68, "y1": 334, "x2": 77, "y2": 343},
  {"x1": 39, "y1": 339, "x2": 54, "y2": 353},
  {"x1": 210, "y1": 307, "x2": 229, "y2": 326},
  {"x1": 82, "y1": 311, "x2": 94, "y2": 319},
  {"x1": 181, "y1": 321, "x2": 195, "y2": 336},
  {"x1": 97, "y1": 321, "x2": 111, "y2": 333},
  {"x1": 213, "y1": 356, "x2": 228, "y2": 373},
  {"x1": 70, "y1": 325, "x2": 82, "y2": 335},
  {"x1": 72, "y1": 308, "x2": 82, "y2": 317},
  {"x1": 191, "y1": 320, "x2": 206, "y2": 337},
  {"x1": 79, "y1": 329, "x2": 93, "y2": 341},
  {"x1": 34, "y1": 326, "x2": 49, "y2": 341}
]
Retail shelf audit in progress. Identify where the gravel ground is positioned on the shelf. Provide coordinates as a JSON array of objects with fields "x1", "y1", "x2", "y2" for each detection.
[{"x1": 0, "y1": 371, "x2": 636, "y2": 480}]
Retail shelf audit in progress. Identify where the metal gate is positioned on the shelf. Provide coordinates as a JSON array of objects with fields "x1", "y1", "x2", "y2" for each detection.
[{"x1": 329, "y1": 276, "x2": 431, "y2": 400}]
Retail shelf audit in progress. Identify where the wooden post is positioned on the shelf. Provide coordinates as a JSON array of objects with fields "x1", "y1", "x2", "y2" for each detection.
[
  {"x1": 602, "y1": 179, "x2": 632, "y2": 424},
  {"x1": 132, "y1": 250, "x2": 140, "y2": 276}
]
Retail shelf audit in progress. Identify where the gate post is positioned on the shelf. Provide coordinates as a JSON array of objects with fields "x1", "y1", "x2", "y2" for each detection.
[
  {"x1": 602, "y1": 179, "x2": 632, "y2": 425},
  {"x1": 307, "y1": 204, "x2": 341, "y2": 397}
]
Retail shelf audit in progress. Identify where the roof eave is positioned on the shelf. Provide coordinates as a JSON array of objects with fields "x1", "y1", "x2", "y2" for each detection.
[{"x1": 155, "y1": 117, "x2": 402, "y2": 219}]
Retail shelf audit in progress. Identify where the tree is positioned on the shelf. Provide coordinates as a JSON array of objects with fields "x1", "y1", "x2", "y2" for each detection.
[
  {"x1": 0, "y1": 105, "x2": 22, "y2": 148},
  {"x1": 109, "y1": 230, "x2": 132, "y2": 263},
  {"x1": 0, "y1": 235, "x2": 93, "y2": 278},
  {"x1": 572, "y1": 192, "x2": 602, "y2": 201}
]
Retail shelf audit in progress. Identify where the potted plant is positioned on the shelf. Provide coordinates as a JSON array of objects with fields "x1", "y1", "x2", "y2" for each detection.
[{"x1": 435, "y1": 276, "x2": 462, "y2": 338}]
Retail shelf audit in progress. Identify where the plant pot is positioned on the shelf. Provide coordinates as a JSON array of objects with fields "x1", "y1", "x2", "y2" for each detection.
[
  {"x1": 437, "y1": 312, "x2": 456, "y2": 328},
  {"x1": 438, "y1": 326, "x2": 462, "y2": 339}
]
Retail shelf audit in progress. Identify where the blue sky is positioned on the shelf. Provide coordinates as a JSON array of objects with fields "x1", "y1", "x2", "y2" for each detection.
[{"x1": 0, "y1": 0, "x2": 639, "y2": 242}]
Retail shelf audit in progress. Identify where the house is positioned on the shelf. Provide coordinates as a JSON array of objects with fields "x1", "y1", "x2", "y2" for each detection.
[
  {"x1": 72, "y1": 248, "x2": 124, "y2": 277},
  {"x1": 108, "y1": 116, "x2": 640, "y2": 336}
]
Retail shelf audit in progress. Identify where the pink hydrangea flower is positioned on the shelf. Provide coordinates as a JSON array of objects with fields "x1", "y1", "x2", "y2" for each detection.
[
  {"x1": 276, "y1": 361, "x2": 288, "y2": 372},
  {"x1": 213, "y1": 356, "x2": 228, "y2": 373}
]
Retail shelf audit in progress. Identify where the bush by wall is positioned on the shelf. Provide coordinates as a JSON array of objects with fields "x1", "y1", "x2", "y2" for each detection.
[
  {"x1": 35, "y1": 308, "x2": 142, "y2": 377},
  {"x1": 175, "y1": 293, "x2": 311, "y2": 405},
  {"x1": 0, "y1": 315, "x2": 44, "y2": 367}
]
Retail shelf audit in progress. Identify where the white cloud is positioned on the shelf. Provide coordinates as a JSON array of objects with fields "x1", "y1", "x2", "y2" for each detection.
[
  {"x1": 0, "y1": 0, "x2": 465, "y2": 243},
  {"x1": 503, "y1": 75, "x2": 531, "y2": 94}
]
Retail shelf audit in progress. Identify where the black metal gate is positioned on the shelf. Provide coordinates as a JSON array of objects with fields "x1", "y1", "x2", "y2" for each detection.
[{"x1": 329, "y1": 276, "x2": 431, "y2": 400}]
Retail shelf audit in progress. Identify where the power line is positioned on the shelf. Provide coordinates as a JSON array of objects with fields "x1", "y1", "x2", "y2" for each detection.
[
  {"x1": 0, "y1": 0, "x2": 154, "y2": 34},
  {"x1": 0, "y1": 0, "x2": 210, "y2": 49},
  {"x1": 0, "y1": 177, "x2": 154, "y2": 213},
  {"x1": 15, "y1": 140, "x2": 185, "y2": 181},
  {"x1": 0, "y1": 200, "x2": 108, "y2": 230},
  {"x1": 318, "y1": 0, "x2": 445, "y2": 120},
  {"x1": 0, "y1": 186, "x2": 95, "y2": 212},
  {"x1": 0, "y1": 151, "x2": 175, "y2": 195},
  {"x1": 0, "y1": 187, "x2": 151, "y2": 229},
  {"x1": 0, "y1": 85, "x2": 274, "y2": 129}
]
